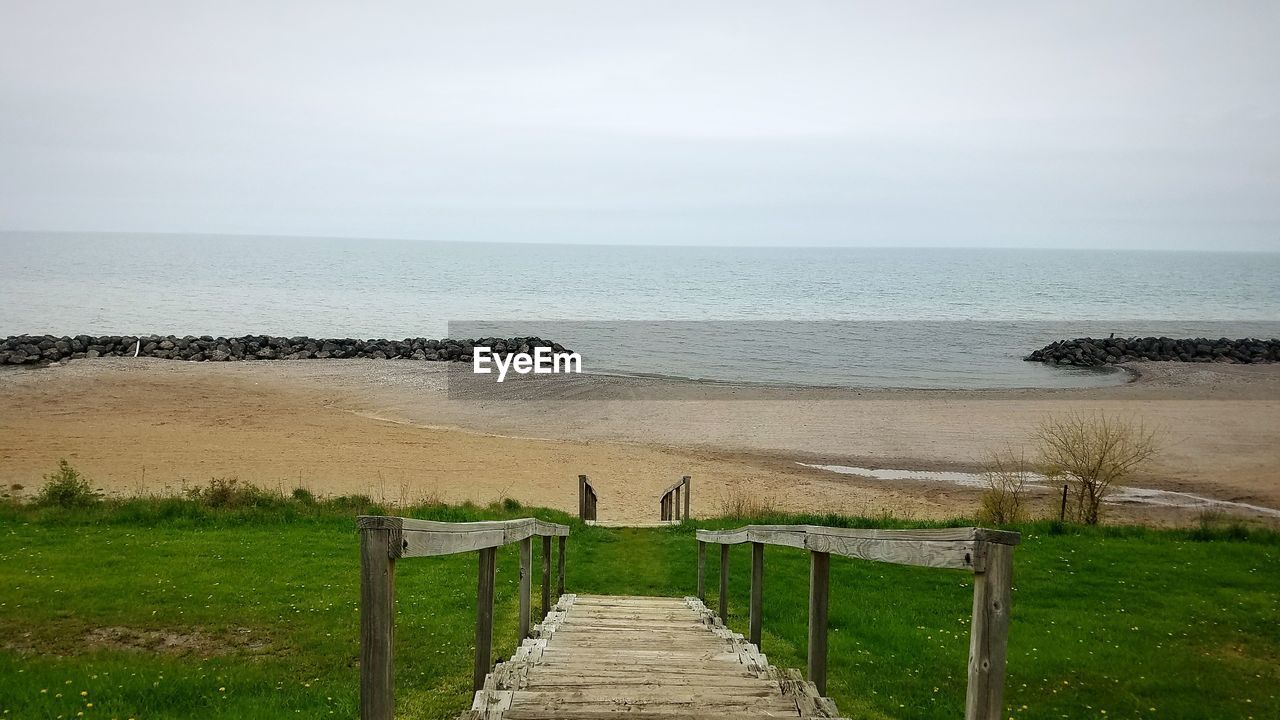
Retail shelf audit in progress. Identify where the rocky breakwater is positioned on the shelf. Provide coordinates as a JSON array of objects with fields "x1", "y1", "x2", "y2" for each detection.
[
  {"x1": 1026, "y1": 336, "x2": 1280, "y2": 367},
  {"x1": 0, "y1": 334, "x2": 569, "y2": 366}
]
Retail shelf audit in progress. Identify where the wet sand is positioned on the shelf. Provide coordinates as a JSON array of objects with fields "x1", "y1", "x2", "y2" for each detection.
[{"x1": 1, "y1": 359, "x2": 1277, "y2": 525}]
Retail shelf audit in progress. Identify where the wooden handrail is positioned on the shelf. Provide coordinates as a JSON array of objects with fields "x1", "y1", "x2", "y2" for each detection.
[
  {"x1": 696, "y1": 525, "x2": 1017, "y2": 570},
  {"x1": 358, "y1": 516, "x2": 571, "y2": 720},
  {"x1": 359, "y1": 516, "x2": 568, "y2": 558},
  {"x1": 659, "y1": 475, "x2": 691, "y2": 521},
  {"x1": 696, "y1": 524, "x2": 1019, "y2": 720}
]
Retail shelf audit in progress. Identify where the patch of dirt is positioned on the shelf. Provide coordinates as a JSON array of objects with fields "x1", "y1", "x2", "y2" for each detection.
[
  {"x1": 84, "y1": 626, "x2": 272, "y2": 656},
  {"x1": 4, "y1": 625, "x2": 274, "y2": 657}
]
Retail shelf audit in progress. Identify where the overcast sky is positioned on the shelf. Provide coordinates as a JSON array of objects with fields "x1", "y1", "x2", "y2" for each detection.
[{"x1": 1, "y1": 1, "x2": 1277, "y2": 250}]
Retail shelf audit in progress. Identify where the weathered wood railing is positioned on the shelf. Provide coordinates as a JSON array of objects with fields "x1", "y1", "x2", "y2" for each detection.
[
  {"x1": 358, "y1": 516, "x2": 571, "y2": 720},
  {"x1": 696, "y1": 524, "x2": 1020, "y2": 720},
  {"x1": 577, "y1": 474, "x2": 597, "y2": 521},
  {"x1": 659, "y1": 475, "x2": 691, "y2": 521}
]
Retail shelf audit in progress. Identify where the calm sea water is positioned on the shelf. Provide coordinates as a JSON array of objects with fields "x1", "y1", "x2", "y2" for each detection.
[{"x1": 3, "y1": 232, "x2": 1278, "y2": 388}]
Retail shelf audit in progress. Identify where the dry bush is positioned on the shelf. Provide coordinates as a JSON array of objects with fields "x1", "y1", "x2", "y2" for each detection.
[
  {"x1": 977, "y1": 449, "x2": 1032, "y2": 525},
  {"x1": 185, "y1": 477, "x2": 283, "y2": 509},
  {"x1": 717, "y1": 487, "x2": 778, "y2": 520},
  {"x1": 1036, "y1": 411, "x2": 1159, "y2": 525}
]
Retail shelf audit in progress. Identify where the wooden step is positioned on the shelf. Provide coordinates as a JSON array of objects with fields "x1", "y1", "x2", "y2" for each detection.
[{"x1": 462, "y1": 595, "x2": 841, "y2": 720}]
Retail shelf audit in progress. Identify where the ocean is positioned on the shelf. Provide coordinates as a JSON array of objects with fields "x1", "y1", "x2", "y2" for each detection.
[{"x1": 3, "y1": 232, "x2": 1278, "y2": 389}]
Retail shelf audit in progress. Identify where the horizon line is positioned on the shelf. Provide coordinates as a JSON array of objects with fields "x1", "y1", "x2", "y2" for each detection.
[{"x1": 1, "y1": 228, "x2": 1277, "y2": 254}]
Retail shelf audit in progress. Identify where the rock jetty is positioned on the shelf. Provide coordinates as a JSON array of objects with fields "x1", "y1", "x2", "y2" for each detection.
[
  {"x1": 1025, "y1": 337, "x2": 1279, "y2": 366},
  {"x1": 0, "y1": 334, "x2": 569, "y2": 366}
]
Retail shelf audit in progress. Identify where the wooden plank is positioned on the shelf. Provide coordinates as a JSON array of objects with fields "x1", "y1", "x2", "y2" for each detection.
[
  {"x1": 805, "y1": 532, "x2": 979, "y2": 570},
  {"x1": 557, "y1": 536, "x2": 566, "y2": 597},
  {"x1": 519, "y1": 537, "x2": 533, "y2": 639},
  {"x1": 506, "y1": 703, "x2": 801, "y2": 717},
  {"x1": 560, "y1": 615, "x2": 698, "y2": 625},
  {"x1": 566, "y1": 612, "x2": 693, "y2": 620},
  {"x1": 567, "y1": 602, "x2": 690, "y2": 611},
  {"x1": 474, "y1": 546, "x2": 497, "y2": 691},
  {"x1": 699, "y1": 527, "x2": 750, "y2": 545},
  {"x1": 505, "y1": 705, "x2": 799, "y2": 718},
  {"x1": 527, "y1": 666, "x2": 762, "y2": 678},
  {"x1": 401, "y1": 527, "x2": 508, "y2": 557},
  {"x1": 534, "y1": 659, "x2": 765, "y2": 673},
  {"x1": 674, "y1": 486, "x2": 681, "y2": 521},
  {"x1": 965, "y1": 543, "x2": 1014, "y2": 720},
  {"x1": 697, "y1": 541, "x2": 706, "y2": 602},
  {"x1": 574, "y1": 595, "x2": 689, "y2": 605},
  {"x1": 557, "y1": 623, "x2": 709, "y2": 633},
  {"x1": 381, "y1": 517, "x2": 569, "y2": 559},
  {"x1": 749, "y1": 541, "x2": 764, "y2": 648},
  {"x1": 542, "y1": 634, "x2": 729, "y2": 645},
  {"x1": 682, "y1": 475, "x2": 691, "y2": 519},
  {"x1": 808, "y1": 550, "x2": 829, "y2": 696},
  {"x1": 361, "y1": 515, "x2": 570, "y2": 536},
  {"x1": 719, "y1": 544, "x2": 730, "y2": 621},
  {"x1": 541, "y1": 535, "x2": 552, "y2": 618},
  {"x1": 507, "y1": 688, "x2": 791, "y2": 703},
  {"x1": 532, "y1": 519, "x2": 571, "y2": 537},
  {"x1": 696, "y1": 524, "x2": 1020, "y2": 547},
  {"x1": 561, "y1": 613, "x2": 702, "y2": 622},
  {"x1": 539, "y1": 649, "x2": 746, "y2": 662},
  {"x1": 536, "y1": 656, "x2": 760, "y2": 670},
  {"x1": 524, "y1": 676, "x2": 771, "y2": 688},
  {"x1": 566, "y1": 612, "x2": 694, "y2": 622},
  {"x1": 358, "y1": 525, "x2": 398, "y2": 720}
]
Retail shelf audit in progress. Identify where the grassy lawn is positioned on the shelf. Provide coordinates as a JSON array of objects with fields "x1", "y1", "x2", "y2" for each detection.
[{"x1": 1, "y1": 499, "x2": 1277, "y2": 719}]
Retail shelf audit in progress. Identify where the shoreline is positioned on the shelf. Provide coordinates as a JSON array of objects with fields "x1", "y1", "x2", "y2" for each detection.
[{"x1": 1, "y1": 358, "x2": 1277, "y2": 526}]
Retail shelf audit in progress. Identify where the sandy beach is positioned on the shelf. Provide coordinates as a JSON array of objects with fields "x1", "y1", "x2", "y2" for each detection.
[{"x1": 1, "y1": 358, "x2": 1277, "y2": 526}]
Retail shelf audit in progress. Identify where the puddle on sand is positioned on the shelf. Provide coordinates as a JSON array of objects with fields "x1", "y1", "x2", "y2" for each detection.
[{"x1": 798, "y1": 463, "x2": 1280, "y2": 519}]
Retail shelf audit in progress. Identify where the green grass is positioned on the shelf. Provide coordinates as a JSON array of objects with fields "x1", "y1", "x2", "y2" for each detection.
[{"x1": 1, "y1": 499, "x2": 1277, "y2": 719}]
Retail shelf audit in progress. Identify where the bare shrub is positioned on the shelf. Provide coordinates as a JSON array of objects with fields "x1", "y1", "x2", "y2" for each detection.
[
  {"x1": 977, "y1": 449, "x2": 1032, "y2": 525},
  {"x1": 1036, "y1": 412, "x2": 1159, "y2": 525}
]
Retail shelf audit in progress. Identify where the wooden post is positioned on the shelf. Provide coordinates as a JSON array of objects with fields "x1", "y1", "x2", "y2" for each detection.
[
  {"x1": 718, "y1": 544, "x2": 730, "y2": 621},
  {"x1": 556, "y1": 535, "x2": 566, "y2": 596},
  {"x1": 578, "y1": 475, "x2": 587, "y2": 520},
  {"x1": 541, "y1": 535, "x2": 552, "y2": 618},
  {"x1": 473, "y1": 546, "x2": 497, "y2": 691},
  {"x1": 674, "y1": 486, "x2": 681, "y2": 521},
  {"x1": 360, "y1": 525, "x2": 398, "y2": 720},
  {"x1": 682, "y1": 475, "x2": 691, "y2": 519},
  {"x1": 749, "y1": 541, "x2": 764, "y2": 648},
  {"x1": 1059, "y1": 484, "x2": 1068, "y2": 522},
  {"x1": 965, "y1": 543, "x2": 1014, "y2": 720},
  {"x1": 808, "y1": 550, "x2": 830, "y2": 695},
  {"x1": 697, "y1": 540, "x2": 706, "y2": 602},
  {"x1": 518, "y1": 537, "x2": 532, "y2": 639}
]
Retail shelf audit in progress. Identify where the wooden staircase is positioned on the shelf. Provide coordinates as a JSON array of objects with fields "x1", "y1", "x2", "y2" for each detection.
[{"x1": 465, "y1": 594, "x2": 842, "y2": 719}]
